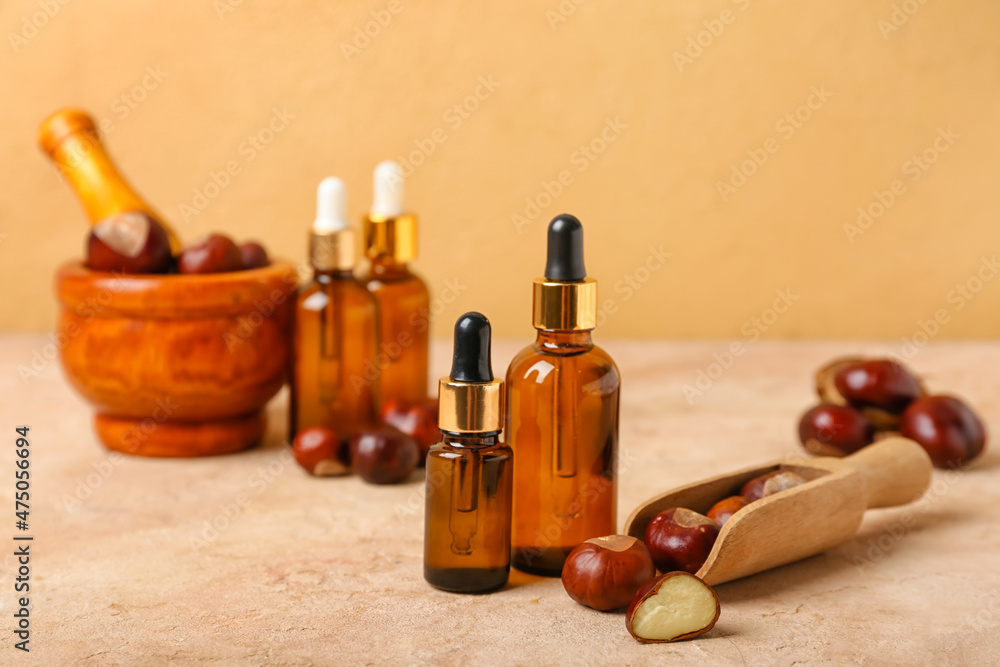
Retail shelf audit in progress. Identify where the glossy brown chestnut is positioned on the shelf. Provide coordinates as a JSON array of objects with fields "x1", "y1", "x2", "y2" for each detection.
[
  {"x1": 626, "y1": 572, "x2": 720, "y2": 643},
  {"x1": 292, "y1": 426, "x2": 348, "y2": 476},
  {"x1": 643, "y1": 508, "x2": 720, "y2": 574},
  {"x1": 349, "y1": 424, "x2": 420, "y2": 484},
  {"x1": 178, "y1": 233, "x2": 244, "y2": 274},
  {"x1": 86, "y1": 212, "x2": 172, "y2": 274},
  {"x1": 740, "y1": 470, "x2": 806, "y2": 502},
  {"x1": 900, "y1": 395, "x2": 987, "y2": 469},
  {"x1": 239, "y1": 241, "x2": 270, "y2": 269},
  {"x1": 380, "y1": 398, "x2": 441, "y2": 463},
  {"x1": 798, "y1": 404, "x2": 875, "y2": 456},
  {"x1": 706, "y1": 496, "x2": 749, "y2": 527},
  {"x1": 834, "y1": 359, "x2": 923, "y2": 413},
  {"x1": 561, "y1": 535, "x2": 656, "y2": 611}
]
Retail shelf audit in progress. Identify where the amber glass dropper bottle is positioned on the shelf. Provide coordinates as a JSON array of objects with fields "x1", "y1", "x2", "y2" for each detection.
[
  {"x1": 506, "y1": 214, "x2": 621, "y2": 576},
  {"x1": 424, "y1": 312, "x2": 513, "y2": 593},
  {"x1": 289, "y1": 178, "x2": 379, "y2": 442},
  {"x1": 38, "y1": 108, "x2": 181, "y2": 273},
  {"x1": 362, "y1": 161, "x2": 430, "y2": 407}
]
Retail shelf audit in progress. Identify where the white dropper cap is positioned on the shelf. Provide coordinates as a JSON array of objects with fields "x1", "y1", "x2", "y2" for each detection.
[
  {"x1": 313, "y1": 177, "x2": 348, "y2": 233},
  {"x1": 371, "y1": 160, "x2": 405, "y2": 218}
]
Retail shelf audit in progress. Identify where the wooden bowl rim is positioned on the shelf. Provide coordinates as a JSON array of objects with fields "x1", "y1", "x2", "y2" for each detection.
[{"x1": 55, "y1": 258, "x2": 300, "y2": 319}]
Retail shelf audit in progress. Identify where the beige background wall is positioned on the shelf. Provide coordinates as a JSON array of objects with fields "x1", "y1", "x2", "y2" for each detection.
[{"x1": 2, "y1": 0, "x2": 998, "y2": 340}]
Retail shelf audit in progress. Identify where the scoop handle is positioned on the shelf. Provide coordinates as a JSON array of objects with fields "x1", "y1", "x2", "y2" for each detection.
[{"x1": 842, "y1": 437, "x2": 932, "y2": 509}]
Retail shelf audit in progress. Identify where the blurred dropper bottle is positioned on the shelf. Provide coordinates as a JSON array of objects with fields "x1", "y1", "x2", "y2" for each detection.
[
  {"x1": 362, "y1": 161, "x2": 430, "y2": 408},
  {"x1": 506, "y1": 214, "x2": 621, "y2": 576},
  {"x1": 424, "y1": 312, "x2": 513, "y2": 593},
  {"x1": 290, "y1": 178, "x2": 379, "y2": 442}
]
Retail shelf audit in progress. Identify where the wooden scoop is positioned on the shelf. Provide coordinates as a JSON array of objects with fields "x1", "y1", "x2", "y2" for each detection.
[{"x1": 624, "y1": 437, "x2": 932, "y2": 586}]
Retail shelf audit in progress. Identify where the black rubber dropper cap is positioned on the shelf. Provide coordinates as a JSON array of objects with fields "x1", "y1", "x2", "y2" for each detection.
[
  {"x1": 544, "y1": 214, "x2": 587, "y2": 282},
  {"x1": 450, "y1": 312, "x2": 493, "y2": 382}
]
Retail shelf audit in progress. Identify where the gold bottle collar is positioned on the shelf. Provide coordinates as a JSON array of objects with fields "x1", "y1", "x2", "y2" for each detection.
[
  {"x1": 310, "y1": 228, "x2": 354, "y2": 272},
  {"x1": 532, "y1": 277, "x2": 597, "y2": 331},
  {"x1": 363, "y1": 213, "x2": 418, "y2": 263},
  {"x1": 437, "y1": 378, "x2": 504, "y2": 433}
]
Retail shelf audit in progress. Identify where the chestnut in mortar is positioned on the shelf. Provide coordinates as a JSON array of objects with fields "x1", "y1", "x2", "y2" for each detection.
[
  {"x1": 643, "y1": 508, "x2": 720, "y2": 574},
  {"x1": 626, "y1": 572, "x2": 720, "y2": 643},
  {"x1": 900, "y1": 395, "x2": 987, "y2": 469},
  {"x1": 349, "y1": 424, "x2": 420, "y2": 484},
  {"x1": 86, "y1": 211, "x2": 172, "y2": 274},
  {"x1": 239, "y1": 241, "x2": 270, "y2": 269},
  {"x1": 798, "y1": 403, "x2": 875, "y2": 457},
  {"x1": 834, "y1": 359, "x2": 923, "y2": 413},
  {"x1": 561, "y1": 535, "x2": 656, "y2": 611},
  {"x1": 292, "y1": 426, "x2": 349, "y2": 476},
  {"x1": 740, "y1": 470, "x2": 806, "y2": 503},
  {"x1": 177, "y1": 233, "x2": 244, "y2": 274}
]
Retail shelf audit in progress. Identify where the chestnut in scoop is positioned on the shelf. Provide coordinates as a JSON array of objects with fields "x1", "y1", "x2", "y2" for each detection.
[
  {"x1": 740, "y1": 470, "x2": 806, "y2": 502},
  {"x1": 706, "y1": 496, "x2": 749, "y2": 527},
  {"x1": 643, "y1": 508, "x2": 720, "y2": 574},
  {"x1": 178, "y1": 233, "x2": 244, "y2": 274},
  {"x1": 900, "y1": 395, "x2": 986, "y2": 469}
]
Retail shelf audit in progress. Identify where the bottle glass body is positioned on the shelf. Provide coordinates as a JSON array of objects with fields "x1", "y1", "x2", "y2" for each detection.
[
  {"x1": 290, "y1": 269, "x2": 379, "y2": 441},
  {"x1": 506, "y1": 329, "x2": 620, "y2": 575},
  {"x1": 364, "y1": 258, "x2": 430, "y2": 406},
  {"x1": 424, "y1": 432, "x2": 513, "y2": 593}
]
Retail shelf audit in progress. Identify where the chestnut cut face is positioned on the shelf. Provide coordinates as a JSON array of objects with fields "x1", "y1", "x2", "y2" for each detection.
[
  {"x1": 626, "y1": 572, "x2": 720, "y2": 643},
  {"x1": 833, "y1": 360, "x2": 922, "y2": 413},
  {"x1": 86, "y1": 212, "x2": 172, "y2": 274},
  {"x1": 643, "y1": 508, "x2": 719, "y2": 574},
  {"x1": 798, "y1": 404, "x2": 874, "y2": 456},
  {"x1": 349, "y1": 424, "x2": 420, "y2": 484},
  {"x1": 177, "y1": 233, "x2": 244, "y2": 274},
  {"x1": 900, "y1": 395, "x2": 986, "y2": 469},
  {"x1": 561, "y1": 535, "x2": 656, "y2": 611},
  {"x1": 292, "y1": 426, "x2": 348, "y2": 476}
]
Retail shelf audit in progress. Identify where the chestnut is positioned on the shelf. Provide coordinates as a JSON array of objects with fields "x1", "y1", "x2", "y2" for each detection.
[
  {"x1": 239, "y1": 241, "x2": 270, "y2": 269},
  {"x1": 798, "y1": 404, "x2": 874, "y2": 457},
  {"x1": 834, "y1": 359, "x2": 923, "y2": 413},
  {"x1": 900, "y1": 395, "x2": 987, "y2": 469},
  {"x1": 380, "y1": 398, "x2": 441, "y2": 463},
  {"x1": 626, "y1": 572, "x2": 720, "y2": 643},
  {"x1": 177, "y1": 233, "x2": 244, "y2": 274},
  {"x1": 86, "y1": 212, "x2": 172, "y2": 274},
  {"x1": 348, "y1": 424, "x2": 420, "y2": 484},
  {"x1": 706, "y1": 495, "x2": 749, "y2": 527},
  {"x1": 740, "y1": 470, "x2": 806, "y2": 502},
  {"x1": 292, "y1": 426, "x2": 348, "y2": 476},
  {"x1": 643, "y1": 508, "x2": 720, "y2": 574},
  {"x1": 561, "y1": 535, "x2": 656, "y2": 611}
]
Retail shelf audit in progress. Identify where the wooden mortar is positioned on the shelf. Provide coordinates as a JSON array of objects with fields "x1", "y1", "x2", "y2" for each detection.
[{"x1": 55, "y1": 260, "x2": 298, "y2": 457}]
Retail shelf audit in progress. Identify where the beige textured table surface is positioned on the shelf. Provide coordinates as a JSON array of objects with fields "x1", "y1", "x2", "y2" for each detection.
[{"x1": 2, "y1": 335, "x2": 999, "y2": 666}]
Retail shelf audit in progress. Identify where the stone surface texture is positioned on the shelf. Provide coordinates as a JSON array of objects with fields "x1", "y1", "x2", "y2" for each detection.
[{"x1": 2, "y1": 336, "x2": 998, "y2": 665}]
